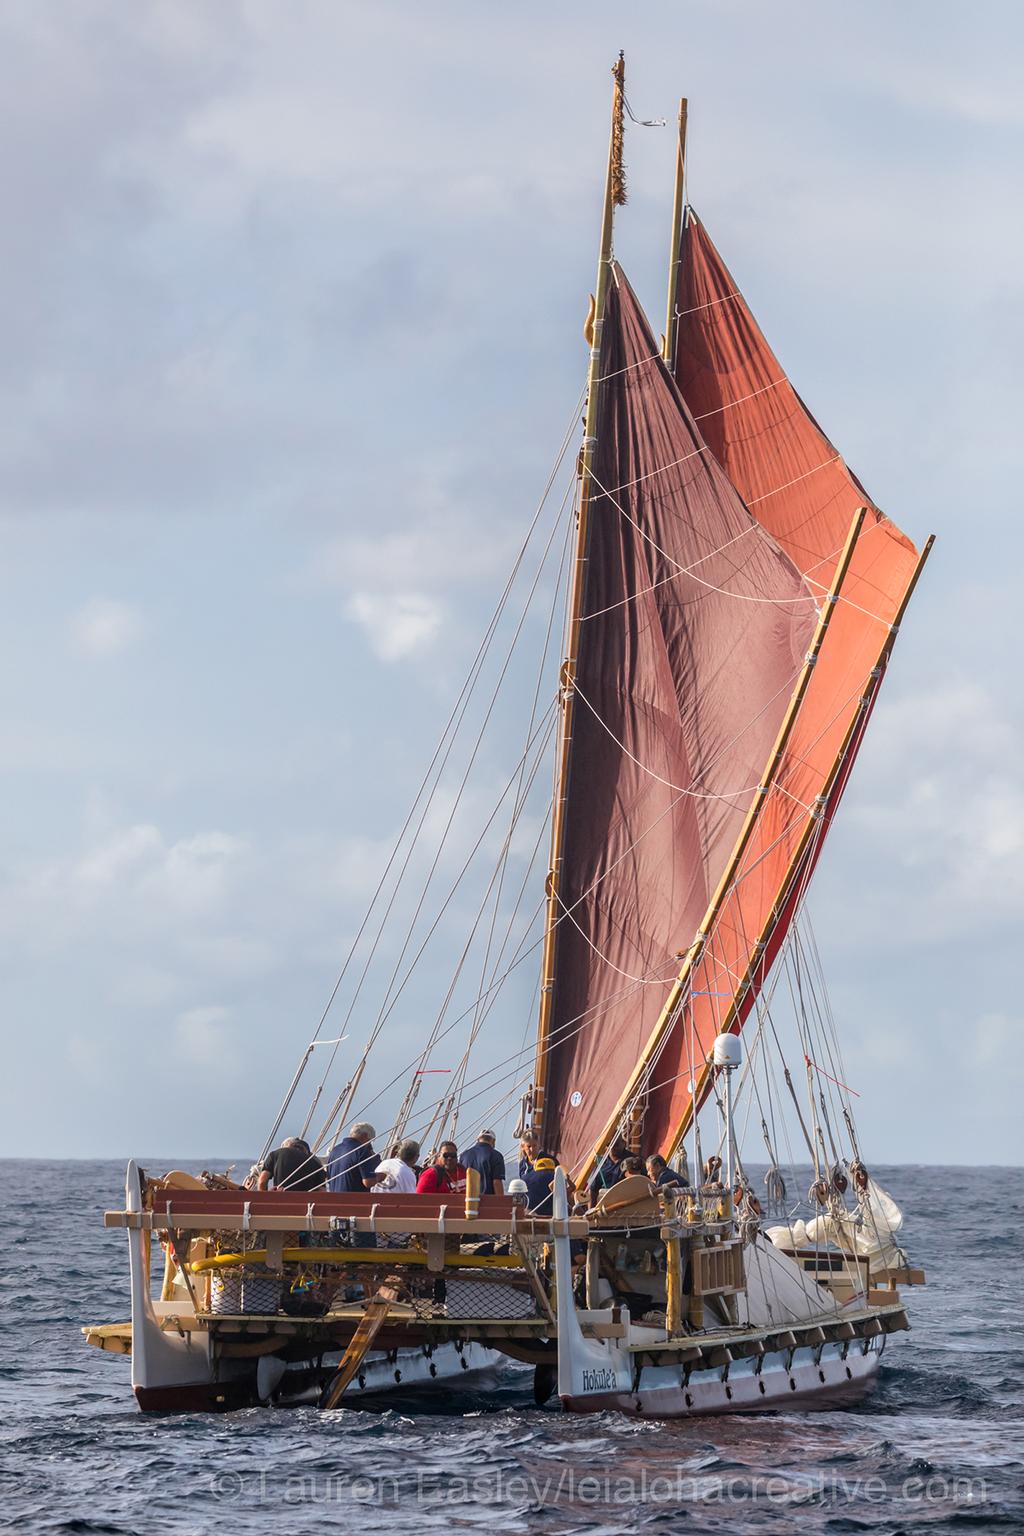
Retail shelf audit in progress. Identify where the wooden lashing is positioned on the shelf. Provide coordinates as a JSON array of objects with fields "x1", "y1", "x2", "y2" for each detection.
[{"x1": 319, "y1": 1277, "x2": 402, "y2": 1410}]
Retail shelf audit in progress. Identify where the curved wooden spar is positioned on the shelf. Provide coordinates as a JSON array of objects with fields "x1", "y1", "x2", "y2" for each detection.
[{"x1": 531, "y1": 54, "x2": 626, "y2": 1144}]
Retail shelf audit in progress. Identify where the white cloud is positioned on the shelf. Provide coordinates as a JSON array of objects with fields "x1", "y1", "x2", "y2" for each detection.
[
  {"x1": 175, "y1": 1004, "x2": 233, "y2": 1067},
  {"x1": 345, "y1": 590, "x2": 443, "y2": 662},
  {"x1": 71, "y1": 599, "x2": 143, "y2": 657}
]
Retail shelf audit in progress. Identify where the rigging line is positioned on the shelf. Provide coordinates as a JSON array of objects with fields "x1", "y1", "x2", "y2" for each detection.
[
  {"x1": 455, "y1": 498, "x2": 577, "y2": 1096},
  {"x1": 803, "y1": 912, "x2": 857, "y2": 1125},
  {"x1": 746, "y1": 456, "x2": 842, "y2": 507},
  {"x1": 344, "y1": 699, "x2": 560, "y2": 1074},
  {"x1": 598, "y1": 358, "x2": 785, "y2": 429},
  {"x1": 553, "y1": 885, "x2": 682, "y2": 985},
  {"x1": 389, "y1": 498, "x2": 572, "y2": 1098},
  {"x1": 580, "y1": 524, "x2": 762, "y2": 621},
  {"x1": 285, "y1": 417, "x2": 585, "y2": 1151},
  {"x1": 573, "y1": 680, "x2": 781, "y2": 804},
  {"x1": 336, "y1": 613, "x2": 867, "y2": 1145},
  {"x1": 391, "y1": 706, "x2": 558, "y2": 1140},
  {"x1": 674, "y1": 290, "x2": 741, "y2": 320},
  {"x1": 378, "y1": 934, "x2": 658, "y2": 1138},
  {"x1": 693, "y1": 377, "x2": 787, "y2": 423},
  {"x1": 354, "y1": 472, "x2": 577, "y2": 1048},
  {"x1": 308, "y1": 473, "x2": 577, "y2": 1142},
  {"x1": 380, "y1": 970, "x2": 654, "y2": 1146},
  {"x1": 587, "y1": 465, "x2": 820, "y2": 608}
]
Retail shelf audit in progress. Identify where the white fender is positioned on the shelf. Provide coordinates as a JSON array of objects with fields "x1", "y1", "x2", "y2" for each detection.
[{"x1": 551, "y1": 1169, "x2": 632, "y2": 1402}]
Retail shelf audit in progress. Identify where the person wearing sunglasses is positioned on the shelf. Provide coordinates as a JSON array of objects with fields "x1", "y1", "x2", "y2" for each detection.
[{"x1": 415, "y1": 1141, "x2": 465, "y2": 1195}]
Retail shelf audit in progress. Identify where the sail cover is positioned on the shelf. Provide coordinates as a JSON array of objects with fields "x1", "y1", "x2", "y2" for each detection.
[
  {"x1": 620, "y1": 210, "x2": 924, "y2": 1155},
  {"x1": 542, "y1": 264, "x2": 816, "y2": 1175}
]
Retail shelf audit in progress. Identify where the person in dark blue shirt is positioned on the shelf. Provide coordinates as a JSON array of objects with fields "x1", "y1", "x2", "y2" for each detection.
[
  {"x1": 524, "y1": 1154, "x2": 557, "y2": 1216},
  {"x1": 326, "y1": 1121, "x2": 378, "y2": 1193},
  {"x1": 646, "y1": 1154, "x2": 689, "y2": 1190},
  {"x1": 518, "y1": 1133, "x2": 537, "y2": 1181},
  {"x1": 458, "y1": 1130, "x2": 506, "y2": 1196},
  {"x1": 588, "y1": 1138, "x2": 629, "y2": 1200}
]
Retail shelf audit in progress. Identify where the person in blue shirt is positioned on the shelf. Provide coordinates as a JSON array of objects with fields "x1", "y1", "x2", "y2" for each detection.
[
  {"x1": 518, "y1": 1133, "x2": 537, "y2": 1181},
  {"x1": 524, "y1": 1154, "x2": 557, "y2": 1216},
  {"x1": 588, "y1": 1138, "x2": 629, "y2": 1200},
  {"x1": 458, "y1": 1130, "x2": 506, "y2": 1196},
  {"x1": 326, "y1": 1121, "x2": 378, "y2": 1194}
]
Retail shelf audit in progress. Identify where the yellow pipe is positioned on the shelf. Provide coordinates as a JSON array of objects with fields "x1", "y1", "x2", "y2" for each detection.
[{"x1": 190, "y1": 1247, "x2": 526, "y2": 1273}]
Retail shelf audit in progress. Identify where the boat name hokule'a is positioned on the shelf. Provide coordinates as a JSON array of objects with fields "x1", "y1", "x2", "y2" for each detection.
[{"x1": 85, "y1": 56, "x2": 930, "y2": 1417}]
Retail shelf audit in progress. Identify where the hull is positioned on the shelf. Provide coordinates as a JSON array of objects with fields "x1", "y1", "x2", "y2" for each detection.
[
  {"x1": 122, "y1": 1161, "x2": 501, "y2": 1414},
  {"x1": 560, "y1": 1335, "x2": 883, "y2": 1418},
  {"x1": 134, "y1": 1340, "x2": 499, "y2": 1414},
  {"x1": 550, "y1": 1167, "x2": 894, "y2": 1421}
]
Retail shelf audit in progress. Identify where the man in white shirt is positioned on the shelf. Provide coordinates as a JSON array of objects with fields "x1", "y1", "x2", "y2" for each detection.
[{"x1": 372, "y1": 1139, "x2": 421, "y2": 1194}]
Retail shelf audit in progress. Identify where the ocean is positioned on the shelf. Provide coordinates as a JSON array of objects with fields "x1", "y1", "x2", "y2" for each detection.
[{"x1": 1, "y1": 1159, "x2": 1021, "y2": 1534}]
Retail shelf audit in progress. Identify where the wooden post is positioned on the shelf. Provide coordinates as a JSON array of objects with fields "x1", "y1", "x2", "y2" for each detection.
[
  {"x1": 663, "y1": 98, "x2": 688, "y2": 367},
  {"x1": 464, "y1": 1165, "x2": 481, "y2": 1220},
  {"x1": 578, "y1": 506, "x2": 869, "y2": 1186},
  {"x1": 532, "y1": 56, "x2": 627, "y2": 1143},
  {"x1": 687, "y1": 1234, "x2": 704, "y2": 1330}
]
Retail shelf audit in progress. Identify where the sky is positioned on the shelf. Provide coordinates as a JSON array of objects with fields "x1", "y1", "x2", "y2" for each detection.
[{"x1": 1, "y1": 2, "x2": 1021, "y2": 1166}]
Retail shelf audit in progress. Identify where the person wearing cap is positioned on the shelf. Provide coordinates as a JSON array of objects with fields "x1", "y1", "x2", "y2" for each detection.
[
  {"x1": 524, "y1": 1152, "x2": 558, "y2": 1216},
  {"x1": 458, "y1": 1129, "x2": 506, "y2": 1197},
  {"x1": 326, "y1": 1121, "x2": 378, "y2": 1194}
]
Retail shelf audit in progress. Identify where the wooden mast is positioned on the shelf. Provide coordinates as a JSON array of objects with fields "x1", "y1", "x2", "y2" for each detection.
[
  {"x1": 664, "y1": 533, "x2": 935, "y2": 1162},
  {"x1": 575, "y1": 506, "x2": 870, "y2": 1186},
  {"x1": 530, "y1": 55, "x2": 627, "y2": 1146},
  {"x1": 662, "y1": 98, "x2": 688, "y2": 367}
]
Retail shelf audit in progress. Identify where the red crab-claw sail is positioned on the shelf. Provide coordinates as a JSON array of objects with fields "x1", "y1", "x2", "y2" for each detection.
[
  {"x1": 536, "y1": 262, "x2": 823, "y2": 1180},
  {"x1": 620, "y1": 209, "x2": 931, "y2": 1166},
  {"x1": 542, "y1": 221, "x2": 930, "y2": 1186}
]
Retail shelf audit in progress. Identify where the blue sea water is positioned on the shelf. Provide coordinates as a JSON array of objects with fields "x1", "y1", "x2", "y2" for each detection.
[{"x1": 0, "y1": 1160, "x2": 1021, "y2": 1534}]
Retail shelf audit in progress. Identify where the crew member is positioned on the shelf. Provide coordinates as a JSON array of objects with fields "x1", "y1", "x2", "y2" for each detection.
[
  {"x1": 326, "y1": 1121, "x2": 378, "y2": 1193},
  {"x1": 524, "y1": 1152, "x2": 557, "y2": 1216},
  {"x1": 646, "y1": 1153, "x2": 688, "y2": 1190},
  {"x1": 256, "y1": 1136, "x2": 326, "y2": 1192},
  {"x1": 416, "y1": 1142, "x2": 464, "y2": 1195},
  {"x1": 458, "y1": 1129, "x2": 506, "y2": 1196}
]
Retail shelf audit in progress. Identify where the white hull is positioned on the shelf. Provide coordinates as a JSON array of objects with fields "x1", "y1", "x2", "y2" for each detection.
[
  {"x1": 550, "y1": 1168, "x2": 887, "y2": 1420},
  {"x1": 124, "y1": 1162, "x2": 497, "y2": 1412}
]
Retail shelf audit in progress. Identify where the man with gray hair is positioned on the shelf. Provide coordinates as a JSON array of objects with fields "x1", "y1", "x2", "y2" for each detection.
[
  {"x1": 458, "y1": 1129, "x2": 506, "y2": 1196},
  {"x1": 256, "y1": 1136, "x2": 326, "y2": 1192},
  {"x1": 326, "y1": 1121, "x2": 378, "y2": 1194},
  {"x1": 372, "y1": 1139, "x2": 421, "y2": 1195}
]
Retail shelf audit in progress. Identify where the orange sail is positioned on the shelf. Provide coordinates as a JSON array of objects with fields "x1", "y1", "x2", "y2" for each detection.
[{"x1": 628, "y1": 211, "x2": 926, "y2": 1157}]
